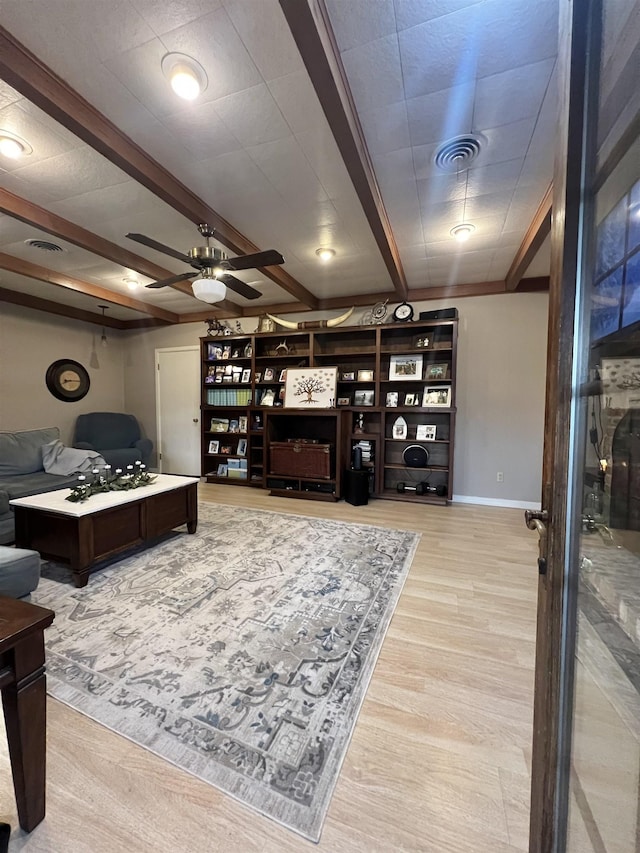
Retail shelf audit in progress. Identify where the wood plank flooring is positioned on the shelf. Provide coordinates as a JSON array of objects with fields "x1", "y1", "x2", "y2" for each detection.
[{"x1": 0, "y1": 485, "x2": 538, "y2": 852}]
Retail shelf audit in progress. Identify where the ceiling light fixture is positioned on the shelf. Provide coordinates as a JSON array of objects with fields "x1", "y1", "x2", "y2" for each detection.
[
  {"x1": 450, "y1": 223, "x2": 475, "y2": 242},
  {"x1": 315, "y1": 248, "x2": 335, "y2": 262},
  {"x1": 123, "y1": 276, "x2": 139, "y2": 291},
  {"x1": 0, "y1": 131, "x2": 33, "y2": 159},
  {"x1": 192, "y1": 273, "x2": 226, "y2": 303},
  {"x1": 98, "y1": 304, "x2": 109, "y2": 348},
  {"x1": 161, "y1": 53, "x2": 208, "y2": 101}
]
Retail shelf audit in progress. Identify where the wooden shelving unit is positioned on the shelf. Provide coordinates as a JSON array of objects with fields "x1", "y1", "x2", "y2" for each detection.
[{"x1": 199, "y1": 317, "x2": 457, "y2": 504}]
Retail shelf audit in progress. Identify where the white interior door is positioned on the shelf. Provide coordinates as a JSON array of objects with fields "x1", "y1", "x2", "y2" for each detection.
[{"x1": 156, "y1": 346, "x2": 200, "y2": 475}]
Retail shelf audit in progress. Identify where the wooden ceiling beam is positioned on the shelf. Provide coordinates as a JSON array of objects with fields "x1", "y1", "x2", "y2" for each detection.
[
  {"x1": 0, "y1": 27, "x2": 318, "y2": 310},
  {"x1": 0, "y1": 252, "x2": 180, "y2": 322},
  {"x1": 0, "y1": 285, "x2": 129, "y2": 327},
  {"x1": 505, "y1": 184, "x2": 553, "y2": 291},
  {"x1": 280, "y1": 0, "x2": 408, "y2": 301}
]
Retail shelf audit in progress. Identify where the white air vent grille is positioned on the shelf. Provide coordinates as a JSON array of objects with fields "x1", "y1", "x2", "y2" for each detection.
[
  {"x1": 434, "y1": 135, "x2": 483, "y2": 172},
  {"x1": 24, "y1": 238, "x2": 65, "y2": 252}
]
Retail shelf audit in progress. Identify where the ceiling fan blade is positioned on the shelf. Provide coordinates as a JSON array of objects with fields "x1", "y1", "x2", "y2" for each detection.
[
  {"x1": 126, "y1": 232, "x2": 193, "y2": 265},
  {"x1": 220, "y1": 274, "x2": 261, "y2": 300},
  {"x1": 224, "y1": 249, "x2": 285, "y2": 271},
  {"x1": 145, "y1": 272, "x2": 196, "y2": 289}
]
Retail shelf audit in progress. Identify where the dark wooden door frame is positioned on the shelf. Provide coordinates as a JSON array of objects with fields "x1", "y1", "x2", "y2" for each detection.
[{"x1": 529, "y1": 1, "x2": 602, "y2": 850}]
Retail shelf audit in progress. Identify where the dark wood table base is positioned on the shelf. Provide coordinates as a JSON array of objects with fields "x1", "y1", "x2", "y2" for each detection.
[
  {"x1": 0, "y1": 596, "x2": 55, "y2": 832},
  {"x1": 14, "y1": 482, "x2": 198, "y2": 587}
]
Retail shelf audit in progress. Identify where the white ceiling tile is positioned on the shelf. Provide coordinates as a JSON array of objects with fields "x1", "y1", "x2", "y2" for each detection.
[
  {"x1": 0, "y1": 102, "x2": 78, "y2": 172},
  {"x1": 130, "y1": 0, "x2": 224, "y2": 36},
  {"x1": 372, "y1": 147, "x2": 417, "y2": 188},
  {"x1": 294, "y1": 129, "x2": 354, "y2": 200},
  {"x1": 160, "y1": 103, "x2": 242, "y2": 160},
  {"x1": 223, "y1": 0, "x2": 303, "y2": 80},
  {"x1": 358, "y1": 101, "x2": 411, "y2": 156},
  {"x1": 48, "y1": 180, "x2": 167, "y2": 228},
  {"x1": 406, "y1": 82, "x2": 475, "y2": 147},
  {"x1": 463, "y1": 188, "x2": 515, "y2": 221},
  {"x1": 417, "y1": 173, "x2": 467, "y2": 207},
  {"x1": 268, "y1": 72, "x2": 328, "y2": 135},
  {"x1": 411, "y1": 141, "x2": 442, "y2": 180},
  {"x1": 9, "y1": 147, "x2": 130, "y2": 201},
  {"x1": 466, "y1": 158, "x2": 524, "y2": 199},
  {"x1": 246, "y1": 137, "x2": 329, "y2": 206},
  {"x1": 394, "y1": 0, "x2": 484, "y2": 32},
  {"x1": 474, "y1": 58, "x2": 555, "y2": 130},
  {"x1": 326, "y1": 0, "x2": 396, "y2": 52},
  {"x1": 503, "y1": 185, "x2": 548, "y2": 232},
  {"x1": 0, "y1": 80, "x2": 23, "y2": 111},
  {"x1": 213, "y1": 85, "x2": 290, "y2": 148},
  {"x1": 475, "y1": 0, "x2": 558, "y2": 79},
  {"x1": 340, "y1": 34, "x2": 405, "y2": 113},
  {"x1": 472, "y1": 117, "x2": 537, "y2": 169}
]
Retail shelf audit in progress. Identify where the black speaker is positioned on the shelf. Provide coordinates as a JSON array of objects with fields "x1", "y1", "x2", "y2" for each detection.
[
  {"x1": 402, "y1": 445, "x2": 429, "y2": 467},
  {"x1": 419, "y1": 307, "x2": 458, "y2": 321}
]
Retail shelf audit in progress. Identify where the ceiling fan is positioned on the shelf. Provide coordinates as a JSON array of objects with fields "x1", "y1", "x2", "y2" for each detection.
[{"x1": 126, "y1": 224, "x2": 285, "y2": 303}]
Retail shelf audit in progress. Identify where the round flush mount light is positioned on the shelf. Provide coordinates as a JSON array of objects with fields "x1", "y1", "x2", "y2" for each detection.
[
  {"x1": 315, "y1": 248, "x2": 336, "y2": 262},
  {"x1": 161, "y1": 53, "x2": 208, "y2": 101},
  {"x1": 450, "y1": 223, "x2": 475, "y2": 242},
  {"x1": 0, "y1": 131, "x2": 33, "y2": 159},
  {"x1": 122, "y1": 276, "x2": 139, "y2": 291}
]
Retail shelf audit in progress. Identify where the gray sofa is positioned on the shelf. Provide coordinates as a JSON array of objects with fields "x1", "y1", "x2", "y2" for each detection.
[{"x1": 0, "y1": 427, "x2": 80, "y2": 544}]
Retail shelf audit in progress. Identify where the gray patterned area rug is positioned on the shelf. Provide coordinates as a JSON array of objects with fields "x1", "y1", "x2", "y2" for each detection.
[{"x1": 32, "y1": 503, "x2": 419, "y2": 842}]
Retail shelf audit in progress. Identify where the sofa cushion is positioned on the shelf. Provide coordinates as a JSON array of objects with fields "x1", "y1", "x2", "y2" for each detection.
[
  {"x1": 0, "y1": 546, "x2": 41, "y2": 598},
  {"x1": 2, "y1": 471, "x2": 80, "y2": 500},
  {"x1": 0, "y1": 490, "x2": 9, "y2": 516},
  {"x1": 0, "y1": 427, "x2": 61, "y2": 476}
]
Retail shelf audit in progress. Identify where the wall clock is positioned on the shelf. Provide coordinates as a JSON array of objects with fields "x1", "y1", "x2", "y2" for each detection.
[
  {"x1": 393, "y1": 301, "x2": 414, "y2": 322},
  {"x1": 45, "y1": 359, "x2": 90, "y2": 402}
]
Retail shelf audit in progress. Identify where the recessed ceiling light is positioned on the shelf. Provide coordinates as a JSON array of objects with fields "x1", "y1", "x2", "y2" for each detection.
[
  {"x1": 450, "y1": 223, "x2": 475, "y2": 242},
  {"x1": 161, "y1": 53, "x2": 208, "y2": 101},
  {"x1": 0, "y1": 131, "x2": 32, "y2": 159},
  {"x1": 123, "y1": 276, "x2": 139, "y2": 291},
  {"x1": 315, "y1": 248, "x2": 336, "y2": 262}
]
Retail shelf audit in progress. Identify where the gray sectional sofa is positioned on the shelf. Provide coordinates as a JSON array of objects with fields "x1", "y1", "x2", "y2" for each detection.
[{"x1": 0, "y1": 427, "x2": 80, "y2": 544}]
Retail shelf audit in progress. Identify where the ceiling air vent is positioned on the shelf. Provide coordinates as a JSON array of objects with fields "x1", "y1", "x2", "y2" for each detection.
[
  {"x1": 434, "y1": 134, "x2": 483, "y2": 172},
  {"x1": 24, "y1": 238, "x2": 65, "y2": 252}
]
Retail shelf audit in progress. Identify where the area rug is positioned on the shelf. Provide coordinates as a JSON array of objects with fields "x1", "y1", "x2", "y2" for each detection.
[{"x1": 32, "y1": 503, "x2": 419, "y2": 842}]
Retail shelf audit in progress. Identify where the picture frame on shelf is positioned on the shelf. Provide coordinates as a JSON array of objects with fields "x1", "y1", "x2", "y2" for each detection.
[
  {"x1": 222, "y1": 345, "x2": 231, "y2": 360},
  {"x1": 220, "y1": 445, "x2": 232, "y2": 455},
  {"x1": 237, "y1": 438, "x2": 247, "y2": 456},
  {"x1": 422, "y1": 385, "x2": 451, "y2": 407},
  {"x1": 404, "y1": 392, "x2": 418, "y2": 406},
  {"x1": 357, "y1": 369, "x2": 374, "y2": 381},
  {"x1": 416, "y1": 424, "x2": 437, "y2": 441},
  {"x1": 386, "y1": 391, "x2": 399, "y2": 407},
  {"x1": 241, "y1": 368, "x2": 251, "y2": 383},
  {"x1": 204, "y1": 366, "x2": 216, "y2": 384},
  {"x1": 353, "y1": 389, "x2": 375, "y2": 406},
  {"x1": 426, "y1": 362, "x2": 449, "y2": 380},
  {"x1": 207, "y1": 343, "x2": 223, "y2": 360},
  {"x1": 231, "y1": 348, "x2": 241, "y2": 359},
  {"x1": 244, "y1": 342, "x2": 253, "y2": 358},
  {"x1": 284, "y1": 367, "x2": 338, "y2": 409},
  {"x1": 255, "y1": 372, "x2": 262, "y2": 383},
  {"x1": 208, "y1": 440, "x2": 219, "y2": 454},
  {"x1": 210, "y1": 417, "x2": 229, "y2": 432},
  {"x1": 279, "y1": 368, "x2": 288, "y2": 382},
  {"x1": 228, "y1": 419, "x2": 239, "y2": 433},
  {"x1": 342, "y1": 371, "x2": 355, "y2": 381},
  {"x1": 337, "y1": 395, "x2": 351, "y2": 406},
  {"x1": 238, "y1": 416, "x2": 248, "y2": 433},
  {"x1": 415, "y1": 335, "x2": 430, "y2": 349},
  {"x1": 389, "y1": 353, "x2": 423, "y2": 380},
  {"x1": 260, "y1": 388, "x2": 276, "y2": 406},
  {"x1": 216, "y1": 463, "x2": 228, "y2": 477},
  {"x1": 263, "y1": 367, "x2": 275, "y2": 382}
]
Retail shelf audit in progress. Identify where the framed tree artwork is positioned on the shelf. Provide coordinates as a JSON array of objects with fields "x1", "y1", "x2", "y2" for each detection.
[{"x1": 283, "y1": 367, "x2": 338, "y2": 408}]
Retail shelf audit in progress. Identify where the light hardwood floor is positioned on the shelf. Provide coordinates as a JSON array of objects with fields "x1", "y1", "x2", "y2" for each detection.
[{"x1": 0, "y1": 485, "x2": 538, "y2": 852}]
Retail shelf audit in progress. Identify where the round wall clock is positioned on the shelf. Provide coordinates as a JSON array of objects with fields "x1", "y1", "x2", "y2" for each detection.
[
  {"x1": 393, "y1": 301, "x2": 414, "y2": 322},
  {"x1": 45, "y1": 359, "x2": 90, "y2": 402}
]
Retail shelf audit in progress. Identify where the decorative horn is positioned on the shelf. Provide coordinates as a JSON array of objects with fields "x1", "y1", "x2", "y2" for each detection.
[{"x1": 265, "y1": 306, "x2": 355, "y2": 330}]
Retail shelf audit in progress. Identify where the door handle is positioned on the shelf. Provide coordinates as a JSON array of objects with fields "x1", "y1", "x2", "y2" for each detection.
[{"x1": 525, "y1": 509, "x2": 549, "y2": 575}]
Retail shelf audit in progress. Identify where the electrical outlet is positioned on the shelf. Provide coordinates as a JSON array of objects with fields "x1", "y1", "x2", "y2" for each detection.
[{"x1": 496, "y1": 471, "x2": 504, "y2": 483}]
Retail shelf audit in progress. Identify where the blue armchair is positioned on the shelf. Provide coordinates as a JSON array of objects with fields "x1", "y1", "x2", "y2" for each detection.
[{"x1": 73, "y1": 412, "x2": 153, "y2": 470}]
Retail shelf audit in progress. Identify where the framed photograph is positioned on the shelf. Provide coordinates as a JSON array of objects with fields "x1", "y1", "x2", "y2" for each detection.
[
  {"x1": 386, "y1": 391, "x2": 399, "y2": 407},
  {"x1": 342, "y1": 371, "x2": 355, "y2": 381},
  {"x1": 231, "y1": 348, "x2": 241, "y2": 359},
  {"x1": 284, "y1": 367, "x2": 338, "y2": 408},
  {"x1": 404, "y1": 392, "x2": 418, "y2": 406},
  {"x1": 220, "y1": 444, "x2": 232, "y2": 455},
  {"x1": 416, "y1": 424, "x2": 437, "y2": 441},
  {"x1": 279, "y1": 368, "x2": 288, "y2": 382},
  {"x1": 422, "y1": 385, "x2": 451, "y2": 407},
  {"x1": 241, "y1": 368, "x2": 251, "y2": 383},
  {"x1": 222, "y1": 345, "x2": 231, "y2": 360},
  {"x1": 337, "y1": 395, "x2": 351, "y2": 406},
  {"x1": 426, "y1": 362, "x2": 449, "y2": 380},
  {"x1": 207, "y1": 343, "x2": 223, "y2": 360},
  {"x1": 228, "y1": 419, "x2": 239, "y2": 433},
  {"x1": 263, "y1": 367, "x2": 275, "y2": 382},
  {"x1": 237, "y1": 438, "x2": 247, "y2": 456},
  {"x1": 260, "y1": 388, "x2": 275, "y2": 406},
  {"x1": 204, "y1": 366, "x2": 216, "y2": 384},
  {"x1": 244, "y1": 342, "x2": 253, "y2": 358},
  {"x1": 353, "y1": 389, "x2": 375, "y2": 406},
  {"x1": 210, "y1": 417, "x2": 229, "y2": 432},
  {"x1": 238, "y1": 415, "x2": 248, "y2": 433},
  {"x1": 208, "y1": 440, "x2": 219, "y2": 454},
  {"x1": 216, "y1": 463, "x2": 228, "y2": 477},
  {"x1": 357, "y1": 369, "x2": 374, "y2": 381},
  {"x1": 255, "y1": 372, "x2": 262, "y2": 383},
  {"x1": 389, "y1": 353, "x2": 423, "y2": 381}
]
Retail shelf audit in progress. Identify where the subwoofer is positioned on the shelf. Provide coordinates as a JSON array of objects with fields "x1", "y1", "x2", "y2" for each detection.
[{"x1": 402, "y1": 444, "x2": 429, "y2": 467}]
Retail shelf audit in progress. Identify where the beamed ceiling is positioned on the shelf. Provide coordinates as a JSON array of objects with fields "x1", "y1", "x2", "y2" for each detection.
[{"x1": 0, "y1": 0, "x2": 556, "y2": 331}]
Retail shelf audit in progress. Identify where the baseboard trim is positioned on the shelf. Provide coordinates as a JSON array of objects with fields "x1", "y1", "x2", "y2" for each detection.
[{"x1": 452, "y1": 495, "x2": 541, "y2": 510}]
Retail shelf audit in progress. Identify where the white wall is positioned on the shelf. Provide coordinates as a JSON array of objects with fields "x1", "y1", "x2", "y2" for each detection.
[{"x1": 1, "y1": 293, "x2": 547, "y2": 504}]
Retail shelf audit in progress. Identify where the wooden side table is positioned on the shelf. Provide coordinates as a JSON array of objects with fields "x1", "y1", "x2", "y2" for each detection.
[{"x1": 0, "y1": 595, "x2": 55, "y2": 832}]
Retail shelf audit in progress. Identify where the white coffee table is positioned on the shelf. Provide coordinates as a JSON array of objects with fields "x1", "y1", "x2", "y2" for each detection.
[{"x1": 11, "y1": 474, "x2": 199, "y2": 587}]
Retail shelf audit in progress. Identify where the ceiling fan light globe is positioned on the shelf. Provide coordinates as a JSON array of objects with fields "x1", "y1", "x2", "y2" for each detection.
[{"x1": 192, "y1": 277, "x2": 226, "y2": 303}]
